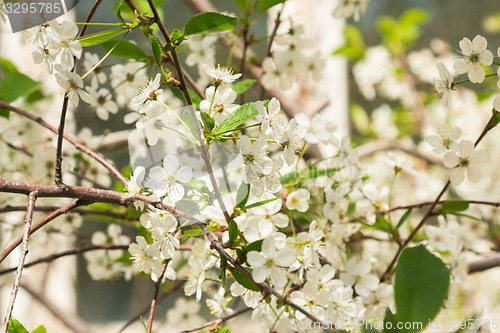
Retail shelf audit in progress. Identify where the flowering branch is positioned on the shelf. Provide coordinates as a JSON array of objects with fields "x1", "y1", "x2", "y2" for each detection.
[
  {"x1": 382, "y1": 110, "x2": 500, "y2": 281},
  {"x1": 3, "y1": 191, "x2": 37, "y2": 333}
]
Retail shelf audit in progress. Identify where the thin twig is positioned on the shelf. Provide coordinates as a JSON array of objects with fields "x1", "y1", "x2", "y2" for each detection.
[
  {"x1": 21, "y1": 283, "x2": 88, "y2": 333},
  {"x1": 3, "y1": 191, "x2": 38, "y2": 333},
  {"x1": 179, "y1": 307, "x2": 252, "y2": 333},
  {"x1": 54, "y1": 0, "x2": 105, "y2": 186},
  {"x1": 147, "y1": 260, "x2": 169, "y2": 333},
  {"x1": 0, "y1": 245, "x2": 128, "y2": 275},
  {"x1": 0, "y1": 199, "x2": 83, "y2": 264},
  {"x1": 0, "y1": 100, "x2": 128, "y2": 185},
  {"x1": 468, "y1": 253, "x2": 500, "y2": 273}
]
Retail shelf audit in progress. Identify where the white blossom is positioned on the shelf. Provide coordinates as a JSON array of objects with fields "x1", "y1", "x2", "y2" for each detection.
[
  {"x1": 286, "y1": 189, "x2": 310, "y2": 212},
  {"x1": 203, "y1": 64, "x2": 242, "y2": 84},
  {"x1": 426, "y1": 124, "x2": 461, "y2": 154},
  {"x1": 443, "y1": 140, "x2": 488, "y2": 185},
  {"x1": 454, "y1": 35, "x2": 493, "y2": 83},
  {"x1": 433, "y1": 62, "x2": 454, "y2": 106},
  {"x1": 145, "y1": 155, "x2": 193, "y2": 202}
]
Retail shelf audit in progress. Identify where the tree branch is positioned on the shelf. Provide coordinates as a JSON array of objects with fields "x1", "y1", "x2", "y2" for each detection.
[
  {"x1": 468, "y1": 253, "x2": 500, "y2": 273},
  {"x1": 55, "y1": 0, "x2": 105, "y2": 186},
  {"x1": 3, "y1": 191, "x2": 38, "y2": 333},
  {"x1": 0, "y1": 100, "x2": 128, "y2": 185},
  {"x1": 147, "y1": 260, "x2": 169, "y2": 333},
  {"x1": 179, "y1": 307, "x2": 252, "y2": 333}
]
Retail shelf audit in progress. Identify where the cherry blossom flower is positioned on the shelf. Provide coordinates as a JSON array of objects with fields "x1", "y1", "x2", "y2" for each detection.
[
  {"x1": 230, "y1": 282, "x2": 261, "y2": 308},
  {"x1": 199, "y1": 85, "x2": 239, "y2": 124},
  {"x1": 257, "y1": 97, "x2": 287, "y2": 137},
  {"x1": 277, "y1": 119, "x2": 302, "y2": 165},
  {"x1": 286, "y1": 188, "x2": 310, "y2": 212},
  {"x1": 203, "y1": 64, "x2": 242, "y2": 85},
  {"x1": 110, "y1": 61, "x2": 148, "y2": 107},
  {"x1": 246, "y1": 236, "x2": 296, "y2": 289},
  {"x1": 83, "y1": 52, "x2": 107, "y2": 84},
  {"x1": 333, "y1": 0, "x2": 370, "y2": 21},
  {"x1": 340, "y1": 258, "x2": 379, "y2": 297},
  {"x1": 237, "y1": 136, "x2": 273, "y2": 175},
  {"x1": 128, "y1": 236, "x2": 163, "y2": 277},
  {"x1": 131, "y1": 73, "x2": 164, "y2": 113},
  {"x1": 245, "y1": 157, "x2": 283, "y2": 196},
  {"x1": 54, "y1": 68, "x2": 92, "y2": 107},
  {"x1": 126, "y1": 166, "x2": 146, "y2": 210},
  {"x1": 453, "y1": 35, "x2": 493, "y2": 83},
  {"x1": 206, "y1": 287, "x2": 234, "y2": 318},
  {"x1": 443, "y1": 140, "x2": 488, "y2": 185},
  {"x1": 84, "y1": 80, "x2": 118, "y2": 121},
  {"x1": 49, "y1": 20, "x2": 82, "y2": 71},
  {"x1": 426, "y1": 124, "x2": 461, "y2": 154},
  {"x1": 433, "y1": 62, "x2": 454, "y2": 106},
  {"x1": 145, "y1": 155, "x2": 193, "y2": 202}
]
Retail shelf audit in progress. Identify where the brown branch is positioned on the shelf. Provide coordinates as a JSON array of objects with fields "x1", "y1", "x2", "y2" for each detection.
[
  {"x1": 55, "y1": 0, "x2": 105, "y2": 186},
  {"x1": 0, "y1": 205, "x2": 131, "y2": 218},
  {"x1": 468, "y1": 253, "x2": 500, "y2": 273},
  {"x1": 179, "y1": 307, "x2": 252, "y2": 333},
  {"x1": 0, "y1": 199, "x2": 83, "y2": 264},
  {"x1": 20, "y1": 283, "x2": 89, "y2": 333},
  {"x1": 147, "y1": 260, "x2": 169, "y2": 333},
  {"x1": 3, "y1": 191, "x2": 37, "y2": 333},
  {"x1": 0, "y1": 100, "x2": 128, "y2": 185},
  {"x1": 0, "y1": 245, "x2": 128, "y2": 275}
]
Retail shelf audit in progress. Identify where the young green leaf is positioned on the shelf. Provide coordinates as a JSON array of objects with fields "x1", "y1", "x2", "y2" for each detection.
[
  {"x1": 213, "y1": 101, "x2": 264, "y2": 134},
  {"x1": 201, "y1": 112, "x2": 215, "y2": 133},
  {"x1": 260, "y1": 0, "x2": 287, "y2": 12},
  {"x1": 232, "y1": 79, "x2": 256, "y2": 96},
  {"x1": 396, "y1": 209, "x2": 412, "y2": 229},
  {"x1": 31, "y1": 326, "x2": 47, "y2": 333},
  {"x1": 182, "y1": 110, "x2": 199, "y2": 140},
  {"x1": 227, "y1": 266, "x2": 260, "y2": 291},
  {"x1": 78, "y1": 27, "x2": 129, "y2": 47},
  {"x1": 181, "y1": 228, "x2": 204, "y2": 237},
  {"x1": 184, "y1": 12, "x2": 237, "y2": 36},
  {"x1": 441, "y1": 201, "x2": 470, "y2": 213},
  {"x1": 0, "y1": 71, "x2": 40, "y2": 118},
  {"x1": 151, "y1": 35, "x2": 163, "y2": 68},
  {"x1": 8, "y1": 317, "x2": 29, "y2": 333},
  {"x1": 228, "y1": 220, "x2": 239, "y2": 244},
  {"x1": 395, "y1": 244, "x2": 450, "y2": 333},
  {"x1": 101, "y1": 40, "x2": 148, "y2": 61},
  {"x1": 235, "y1": 182, "x2": 250, "y2": 209}
]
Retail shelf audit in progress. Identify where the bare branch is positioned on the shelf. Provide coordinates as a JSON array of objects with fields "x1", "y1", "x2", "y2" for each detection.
[
  {"x1": 0, "y1": 100, "x2": 128, "y2": 185},
  {"x1": 468, "y1": 253, "x2": 500, "y2": 273},
  {"x1": 147, "y1": 260, "x2": 169, "y2": 333},
  {"x1": 3, "y1": 191, "x2": 38, "y2": 333}
]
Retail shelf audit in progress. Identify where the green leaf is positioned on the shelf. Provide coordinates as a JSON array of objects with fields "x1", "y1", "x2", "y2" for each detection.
[
  {"x1": 235, "y1": 0, "x2": 250, "y2": 11},
  {"x1": 214, "y1": 101, "x2": 262, "y2": 134},
  {"x1": 441, "y1": 201, "x2": 469, "y2": 213},
  {"x1": 228, "y1": 266, "x2": 260, "y2": 291},
  {"x1": 236, "y1": 182, "x2": 250, "y2": 209},
  {"x1": 244, "y1": 239, "x2": 263, "y2": 253},
  {"x1": 101, "y1": 40, "x2": 148, "y2": 61},
  {"x1": 115, "y1": 0, "x2": 125, "y2": 22},
  {"x1": 211, "y1": 328, "x2": 231, "y2": 333},
  {"x1": 382, "y1": 309, "x2": 402, "y2": 333},
  {"x1": 243, "y1": 196, "x2": 279, "y2": 210},
  {"x1": 182, "y1": 110, "x2": 199, "y2": 140},
  {"x1": 232, "y1": 79, "x2": 256, "y2": 96},
  {"x1": 493, "y1": 57, "x2": 500, "y2": 66},
  {"x1": 78, "y1": 27, "x2": 129, "y2": 47},
  {"x1": 170, "y1": 28, "x2": 185, "y2": 45},
  {"x1": 31, "y1": 326, "x2": 47, "y2": 333},
  {"x1": 184, "y1": 12, "x2": 237, "y2": 36},
  {"x1": 201, "y1": 111, "x2": 215, "y2": 133},
  {"x1": 8, "y1": 317, "x2": 29, "y2": 333},
  {"x1": 189, "y1": 89, "x2": 202, "y2": 108},
  {"x1": 396, "y1": 209, "x2": 412, "y2": 229},
  {"x1": 228, "y1": 220, "x2": 239, "y2": 244},
  {"x1": 0, "y1": 70, "x2": 40, "y2": 118},
  {"x1": 260, "y1": 0, "x2": 287, "y2": 12},
  {"x1": 395, "y1": 244, "x2": 450, "y2": 333},
  {"x1": 151, "y1": 35, "x2": 163, "y2": 68},
  {"x1": 181, "y1": 228, "x2": 204, "y2": 237},
  {"x1": 220, "y1": 255, "x2": 227, "y2": 285}
]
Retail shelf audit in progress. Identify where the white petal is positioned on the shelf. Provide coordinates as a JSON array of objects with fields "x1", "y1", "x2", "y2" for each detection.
[
  {"x1": 453, "y1": 58, "x2": 471, "y2": 75},
  {"x1": 468, "y1": 64, "x2": 485, "y2": 83},
  {"x1": 459, "y1": 140, "x2": 474, "y2": 159},
  {"x1": 176, "y1": 165, "x2": 193, "y2": 183},
  {"x1": 168, "y1": 183, "x2": 185, "y2": 202},
  {"x1": 459, "y1": 38, "x2": 473, "y2": 55},
  {"x1": 163, "y1": 155, "x2": 180, "y2": 174},
  {"x1": 247, "y1": 251, "x2": 265, "y2": 267},
  {"x1": 443, "y1": 152, "x2": 459, "y2": 168},
  {"x1": 252, "y1": 266, "x2": 268, "y2": 283},
  {"x1": 472, "y1": 35, "x2": 488, "y2": 54},
  {"x1": 479, "y1": 50, "x2": 493, "y2": 65},
  {"x1": 467, "y1": 166, "x2": 483, "y2": 182},
  {"x1": 450, "y1": 168, "x2": 465, "y2": 185}
]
